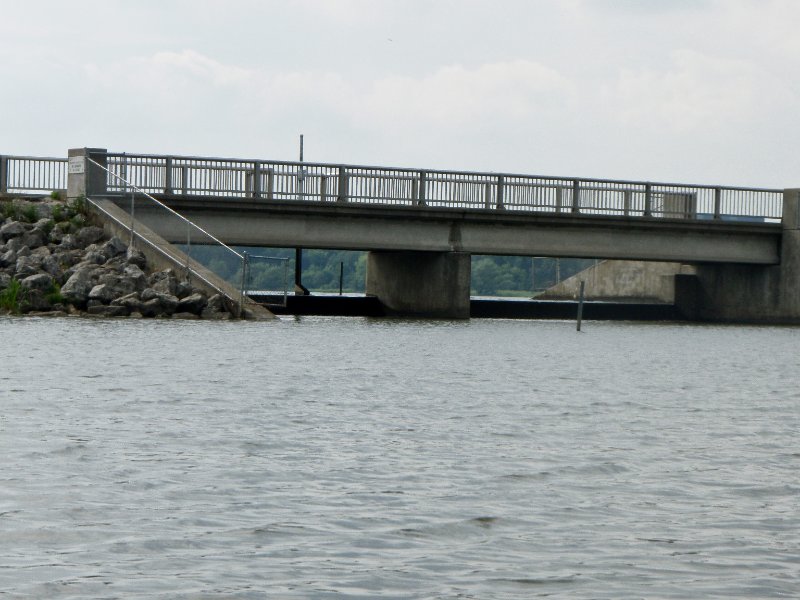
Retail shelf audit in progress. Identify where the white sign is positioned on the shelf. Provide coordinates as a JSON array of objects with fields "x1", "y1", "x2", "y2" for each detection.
[{"x1": 68, "y1": 157, "x2": 85, "y2": 174}]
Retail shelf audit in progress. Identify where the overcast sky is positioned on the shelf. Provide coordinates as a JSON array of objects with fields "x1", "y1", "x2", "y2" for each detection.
[{"x1": 1, "y1": 0, "x2": 798, "y2": 187}]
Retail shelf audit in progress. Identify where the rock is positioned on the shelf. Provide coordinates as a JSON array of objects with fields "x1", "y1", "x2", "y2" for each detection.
[
  {"x1": 140, "y1": 287, "x2": 158, "y2": 302},
  {"x1": 88, "y1": 284, "x2": 116, "y2": 304},
  {"x1": 15, "y1": 245, "x2": 30, "y2": 258},
  {"x1": 76, "y1": 226, "x2": 104, "y2": 247},
  {"x1": 149, "y1": 269, "x2": 178, "y2": 296},
  {"x1": 126, "y1": 247, "x2": 147, "y2": 268},
  {"x1": 122, "y1": 264, "x2": 147, "y2": 290},
  {"x1": 20, "y1": 289, "x2": 51, "y2": 313},
  {"x1": 0, "y1": 220, "x2": 25, "y2": 240},
  {"x1": 87, "y1": 304, "x2": 129, "y2": 317},
  {"x1": 19, "y1": 228, "x2": 46, "y2": 250},
  {"x1": 101, "y1": 236, "x2": 127, "y2": 257},
  {"x1": 0, "y1": 273, "x2": 10, "y2": 290},
  {"x1": 59, "y1": 234, "x2": 79, "y2": 250},
  {"x1": 31, "y1": 246, "x2": 51, "y2": 258},
  {"x1": 48, "y1": 226, "x2": 64, "y2": 244},
  {"x1": 201, "y1": 293, "x2": 230, "y2": 319},
  {"x1": 177, "y1": 292, "x2": 207, "y2": 315},
  {"x1": 171, "y1": 312, "x2": 200, "y2": 320},
  {"x1": 157, "y1": 293, "x2": 179, "y2": 315},
  {"x1": 175, "y1": 279, "x2": 193, "y2": 299},
  {"x1": 15, "y1": 254, "x2": 43, "y2": 278},
  {"x1": 0, "y1": 249, "x2": 16, "y2": 268},
  {"x1": 140, "y1": 297, "x2": 164, "y2": 318},
  {"x1": 41, "y1": 255, "x2": 63, "y2": 279},
  {"x1": 61, "y1": 265, "x2": 100, "y2": 305},
  {"x1": 111, "y1": 292, "x2": 142, "y2": 313},
  {"x1": 82, "y1": 250, "x2": 106, "y2": 265},
  {"x1": 97, "y1": 273, "x2": 137, "y2": 299},
  {"x1": 21, "y1": 273, "x2": 53, "y2": 292}
]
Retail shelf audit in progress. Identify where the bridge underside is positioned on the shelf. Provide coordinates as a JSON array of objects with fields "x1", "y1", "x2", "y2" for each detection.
[
  {"x1": 123, "y1": 196, "x2": 780, "y2": 264},
  {"x1": 105, "y1": 194, "x2": 800, "y2": 321}
]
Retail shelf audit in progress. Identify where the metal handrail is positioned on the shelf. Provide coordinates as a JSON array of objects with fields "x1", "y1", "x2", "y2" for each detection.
[{"x1": 85, "y1": 157, "x2": 248, "y2": 316}]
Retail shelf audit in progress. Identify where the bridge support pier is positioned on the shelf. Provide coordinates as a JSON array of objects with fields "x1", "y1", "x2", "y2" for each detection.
[
  {"x1": 366, "y1": 251, "x2": 471, "y2": 319},
  {"x1": 676, "y1": 189, "x2": 800, "y2": 323}
]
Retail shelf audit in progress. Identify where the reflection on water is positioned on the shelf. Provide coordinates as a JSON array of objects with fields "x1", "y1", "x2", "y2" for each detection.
[{"x1": 1, "y1": 316, "x2": 798, "y2": 598}]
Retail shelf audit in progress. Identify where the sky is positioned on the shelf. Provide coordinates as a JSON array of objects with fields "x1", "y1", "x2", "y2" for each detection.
[{"x1": 1, "y1": 0, "x2": 798, "y2": 188}]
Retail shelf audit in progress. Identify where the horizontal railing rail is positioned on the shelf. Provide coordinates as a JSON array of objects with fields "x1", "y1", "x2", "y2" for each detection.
[
  {"x1": 0, "y1": 155, "x2": 68, "y2": 194},
  {"x1": 103, "y1": 152, "x2": 784, "y2": 222}
]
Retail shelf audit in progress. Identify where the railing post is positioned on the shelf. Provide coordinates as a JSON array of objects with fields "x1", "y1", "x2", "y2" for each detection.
[
  {"x1": 165, "y1": 157, "x2": 173, "y2": 194},
  {"x1": 644, "y1": 183, "x2": 653, "y2": 217},
  {"x1": 181, "y1": 166, "x2": 189, "y2": 195},
  {"x1": 714, "y1": 187, "x2": 722, "y2": 219},
  {"x1": 484, "y1": 182, "x2": 492, "y2": 209},
  {"x1": 496, "y1": 175, "x2": 505, "y2": 210},
  {"x1": 320, "y1": 174, "x2": 328, "y2": 201},
  {"x1": 337, "y1": 166, "x2": 349, "y2": 202},
  {"x1": 555, "y1": 186, "x2": 563, "y2": 213},
  {"x1": 267, "y1": 168, "x2": 274, "y2": 200},
  {"x1": 412, "y1": 177, "x2": 419, "y2": 204},
  {"x1": 623, "y1": 190, "x2": 632, "y2": 216},
  {"x1": 0, "y1": 155, "x2": 7, "y2": 194},
  {"x1": 417, "y1": 171, "x2": 427, "y2": 206},
  {"x1": 67, "y1": 147, "x2": 107, "y2": 200},
  {"x1": 571, "y1": 179, "x2": 581, "y2": 213},
  {"x1": 239, "y1": 251, "x2": 249, "y2": 319},
  {"x1": 253, "y1": 162, "x2": 262, "y2": 199}
]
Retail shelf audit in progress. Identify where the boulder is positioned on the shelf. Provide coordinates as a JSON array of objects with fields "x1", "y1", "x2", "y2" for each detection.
[
  {"x1": 177, "y1": 292, "x2": 207, "y2": 315},
  {"x1": 0, "y1": 249, "x2": 16, "y2": 268},
  {"x1": 101, "y1": 236, "x2": 127, "y2": 258},
  {"x1": 75, "y1": 226, "x2": 104, "y2": 247},
  {"x1": 21, "y1": 273, "x2": 53, "y2": 292},
  {"x1": 20, "y1": 289, "x2": 51, "y2": 313},
  {"x1": 88, "y1": 284, "x2": 116, "y2": 304},
  {"x1": 15, "y1": 255, "x2": 44, "y2": 278},
  {"x1": 201, "y1": 293, "x2": 230, "y2": 319},
  {"x1": 111, "y1": 292, "x2": 142, "y2": 313},
  {"x1": 0, "y1": 220, "x2": 25, "y2": 241},
  {"x1": 0, "y1": 272, "x2": 11, "y2": 290},
  {"x1": 41, "y1": 255, "x2": 63, "y2": 279},
  {"x1": 59, "y1": 234, "x2": 79, "y2": 250},
  {"x1": 149, "y1": 269, "x2": 178, "y2": 296},
  {"x1": 122, "y1": 264, "x2": 147, "y2": 291},
  {"x1": 126, "y1": 247, "x2": 147, "y2": 268},
  {"x1": 19, "y1": 228, "x2": 46, "y2": 250},
  {"x1": 61, "y1": 265, "x2": 100, "y2": 305}
]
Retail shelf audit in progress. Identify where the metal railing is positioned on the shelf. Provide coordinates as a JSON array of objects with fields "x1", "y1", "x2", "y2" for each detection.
[
  {"x1": 102, "y1": 151, "x2": 784, "y2": 222},
  {"x1": 86, "y1": 157, "x2": 253, "y2": 317},
  {"x1": 242, "y1": 253, "x2": 290, "y2": 307},
  {"x1": 0, "y1": 155, "x2": 67, "y2": 194}
]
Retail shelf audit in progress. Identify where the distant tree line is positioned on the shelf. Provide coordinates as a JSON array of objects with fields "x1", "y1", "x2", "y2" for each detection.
[{"x1": 185, "y1": 245, "x2": 597, "y2": 297}]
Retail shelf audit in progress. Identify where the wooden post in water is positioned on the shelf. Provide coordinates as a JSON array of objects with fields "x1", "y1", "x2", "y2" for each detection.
[{"x1": 577, "y1": 280, "x2": 586, "y2": 332}]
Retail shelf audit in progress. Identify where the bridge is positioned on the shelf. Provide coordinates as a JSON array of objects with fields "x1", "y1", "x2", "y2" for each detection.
[{"x1": 2, "y1": 148, "x2": 797, "y2": 321}]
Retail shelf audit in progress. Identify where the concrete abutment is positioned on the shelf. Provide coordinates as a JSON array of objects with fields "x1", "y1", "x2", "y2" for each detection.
[
  {"x1": 675, "y1": 189, "x2": 800, "y2": 323},
  {"x1": 366, "y1": 251, "x2": 471, "y2": 318}
]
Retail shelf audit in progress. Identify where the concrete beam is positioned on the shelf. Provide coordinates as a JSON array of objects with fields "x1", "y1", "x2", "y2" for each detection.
[{"x1": 121, "y1": 197, "x2": 781, "y2": 265}]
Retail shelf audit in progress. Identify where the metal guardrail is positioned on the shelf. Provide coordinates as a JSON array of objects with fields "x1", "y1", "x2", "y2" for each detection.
[
  {"x1": 0, "y1": 155, "x2": 67, "y2": 194},
  {"x1": 103, "y1": 152, "x2": 784, "y2": 222}
]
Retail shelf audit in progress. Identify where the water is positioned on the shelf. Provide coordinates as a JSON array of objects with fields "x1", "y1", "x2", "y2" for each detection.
[{"x1": 1, "y1": 316, "x2": 798, "y2": 598}]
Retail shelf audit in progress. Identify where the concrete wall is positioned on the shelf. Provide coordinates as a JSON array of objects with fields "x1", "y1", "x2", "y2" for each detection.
[
  {"x1": 366, "y1": 251, "x2": 471, "y2": 318},
  {"x1": 540, "y1": 260, "x2": 695, "y2": 303}
]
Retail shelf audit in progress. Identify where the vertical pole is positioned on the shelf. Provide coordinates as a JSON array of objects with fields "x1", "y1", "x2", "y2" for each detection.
[
  {"x1": 337, "y1": 167, "x2": 349, "y2": 202},
  {"x1": 572, "y1": 179, "x2": 581, "y2": 213},
  {"x1": 623, "y1": 190, "x2": 632, "y2": 216},
  {"x1": 320, "y1": 174, "x2": 327, "y2": 202},
  {"x1": 298, "y1": 134, "x2": 305, "y2": 201},
  {"x1": 555, "y1": 186, "x2": 563, "y2": 213},
  {"x1": 239, "y1": 251, "x2": 249, "y2": 319},
  {"x1": 644, "y1": 183, "x2": 653, "y2": 217},
  {"x1": 185, "y1": 223, "x2": 192, "y2": 280},
  {"x1": 253, "y1": 162, "x2": 262, "y2": 199},
  {"x1": 267, "y1": 168, "x2": 275, "y2": 200},
  {"x1": 165, "y1": 157, "x2": 173, "y2": 194},
  {"x1": 0, "y1": 155, "x2": 8, "y2": 194},
  {"x1": 496, "y1": 175, "x2": 505, "y2": 210},
  {"x1": 339, "y1": 261, "x2": 344, "y2": 296},
  {"x1": 484, "y1": 182, "x2": 492, "y2": 209},
  {"x1": 576, "y1": 280, "x2": 586, "y2": 332},
  {"x1": 181, "y1": 166, "x2": 189, "y2": 195},
  {"x1": 556, "y1": 258, "x2": 561, "y2": 285},
  {"x1": 417, "y1": 171, "x2": 427, "y2": 206},
  {"x1": 714, "y1": 187, "x2": 722, "y2": 220},
  {"x1": 295, "y1": 248, "x2": 303, "y2": 293},
  {"x1": 412, "y1": 177, "x2": 419, "y2": 204}
]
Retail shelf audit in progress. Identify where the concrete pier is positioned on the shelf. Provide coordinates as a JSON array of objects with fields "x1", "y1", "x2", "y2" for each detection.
[
  {"x1": 676, "y1": 189, "x2": 800, "y2": 323},
  {"x1": 365, "y1": 251, "x2": 471, "y2": 318}
]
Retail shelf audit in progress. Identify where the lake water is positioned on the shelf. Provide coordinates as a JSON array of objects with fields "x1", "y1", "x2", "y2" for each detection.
[{"x1": 1, "y1": 316, "x2": 798, "y2": 598}]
